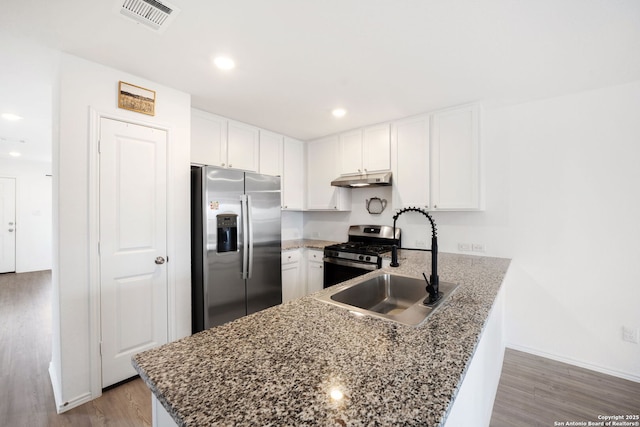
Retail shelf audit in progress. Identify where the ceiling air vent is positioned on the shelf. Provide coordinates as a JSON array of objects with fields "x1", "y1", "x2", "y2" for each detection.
[{"x1": 118, "y1": 0, "x2": 181, "y2": 32}]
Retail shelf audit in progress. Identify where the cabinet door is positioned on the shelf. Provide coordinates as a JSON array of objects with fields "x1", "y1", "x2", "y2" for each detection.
[
  {"x1": 391, "y1": 115, "x2": 430, "y2": 209},
  {"x1": 191, "y1": 109, "x2": 227, "y2": 166},
  {"x1": 430, "y1": 104, "x2": 480, "y2": 210},
  {"x1": 306, "y1": 250, "x2": 324, "y2": 294},
  {"x1": 363, "y1": 123, "x2": 390, "y2": 173},
  {"x1": 306, "y1": 136, "x2": 350, "y2": 210},
  {"x1": 339, "y1": 130, "x2": 363, "y2": 175},
  {"x1": 282, "y1": 250, "x2": 302, "y2": 302},
  {"x1": 282, "y1": 263, "x2": 301, "y2": 302},
  {"x1": 259, "y1": 130, "x2": 283, "y2": 177},
  {"x1": 227, "y1": 120, "x2": 259, "y2": 172},
  {"x1": 283, "y1": 137, "x2": 304, "y2": 210}
]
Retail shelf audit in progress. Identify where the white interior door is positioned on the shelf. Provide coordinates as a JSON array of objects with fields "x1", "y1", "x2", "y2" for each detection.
[
  {"x1": 99, "y1": 118, "x2": 168, "y2": 388},
  {"x1": 0, "y1": 177, "x2": 16, "y2": 273}
]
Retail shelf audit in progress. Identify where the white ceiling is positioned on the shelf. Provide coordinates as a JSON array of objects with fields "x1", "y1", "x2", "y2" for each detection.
[{"x1": 1, "y1": 0, "x2": 640, "y2": 161}]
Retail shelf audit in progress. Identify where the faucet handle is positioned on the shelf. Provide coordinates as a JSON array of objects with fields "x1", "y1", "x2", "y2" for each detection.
[{"x1": 390, "y1": 245, "x2": 399, "y2": 267}]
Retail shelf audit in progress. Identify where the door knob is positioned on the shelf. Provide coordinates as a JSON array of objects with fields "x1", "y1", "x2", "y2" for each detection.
[{"x1": 155, "y1": 256, "x2": 166, "y2": 265}]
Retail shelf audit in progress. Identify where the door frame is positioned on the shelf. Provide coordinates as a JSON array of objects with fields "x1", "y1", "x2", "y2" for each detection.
[
  {"x1": 87, "y1": 108, "x2": 176, "y2": 400},
  {"x1": 0, "y1": 176, "x2": 17, "y2": 273}
]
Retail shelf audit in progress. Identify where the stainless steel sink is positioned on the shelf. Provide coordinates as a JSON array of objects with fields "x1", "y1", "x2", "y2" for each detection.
[{"x1": 315, "y1": 273, "x2": 459, "y2": 327}]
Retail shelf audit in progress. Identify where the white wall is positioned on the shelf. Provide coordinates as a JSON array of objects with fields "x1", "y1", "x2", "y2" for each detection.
[
  {"x1": 0, "y1": 158, "x2": 52, "y2": 272},
  {"x1": 303, "y1": 80, "x2": 640, "y2": 381},
  {"x1": 282, "y1": 211, "x2": 304, "y2": 240},
  {"x1": 490, "y1": 81, "x2": 640, "y2": 381},
  {"x1": 51, "y1": 53, "x2": 191, "y2": 412}
]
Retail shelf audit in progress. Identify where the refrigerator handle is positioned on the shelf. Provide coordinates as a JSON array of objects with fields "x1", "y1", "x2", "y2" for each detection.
[
  {"x1": 241, "y1": 195, "x2": 249, "y2": 280},
  {"x1": 247, "y1": 194, "x2": 254, "y2": 279}
]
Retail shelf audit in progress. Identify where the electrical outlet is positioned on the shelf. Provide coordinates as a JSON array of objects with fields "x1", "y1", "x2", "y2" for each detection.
[
  {"x1": 416, "y1": 240, "x2": 427, "y2": 248},
  {"x1": 622, "y1": 326, "x2": 639, "y2": 344},
  {"x1": 471, "y1": 243, "x2": 485, "y2": 253},
  {"x1": 458, "y1": 243, "x2": 471, "y2": 252}
]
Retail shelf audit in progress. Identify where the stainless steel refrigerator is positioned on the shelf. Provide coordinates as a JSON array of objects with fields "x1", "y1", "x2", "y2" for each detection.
[{"x1": 191, "y1": 166, "x2": 282, "y2": 332}]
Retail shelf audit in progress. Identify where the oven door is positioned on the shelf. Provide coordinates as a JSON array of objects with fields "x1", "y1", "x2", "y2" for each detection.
[{"x1": 323, "y1": 257, "x2": 378, "y2": 288}]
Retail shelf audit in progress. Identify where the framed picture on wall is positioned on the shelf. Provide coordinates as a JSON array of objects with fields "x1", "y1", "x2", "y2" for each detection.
[{"x1": 118, "y1": 81, "x2": 156, "y2": 116}]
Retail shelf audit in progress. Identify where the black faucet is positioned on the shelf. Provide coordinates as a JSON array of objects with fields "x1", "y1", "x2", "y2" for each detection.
[{"x1": 390, "y1": 207, "x2": 441, "y2": 305}]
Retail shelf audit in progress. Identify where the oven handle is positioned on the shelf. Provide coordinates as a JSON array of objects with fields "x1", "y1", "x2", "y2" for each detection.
[{"x1": 323, "y1": 257, "x2": 379, "y2": 271}]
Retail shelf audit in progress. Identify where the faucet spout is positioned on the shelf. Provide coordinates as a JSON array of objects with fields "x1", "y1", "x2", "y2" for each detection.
[{"x1": 391, "y1": 207, "x2": 440, "y2": 305}]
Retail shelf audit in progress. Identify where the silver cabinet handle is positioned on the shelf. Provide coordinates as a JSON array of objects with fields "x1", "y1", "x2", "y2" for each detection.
[
  {"x1": 8, "y1": 229, "x2": 14, "y2": 232},
  {"x1": 155, "y1": 256, "x2": 165, "y2": 265}
]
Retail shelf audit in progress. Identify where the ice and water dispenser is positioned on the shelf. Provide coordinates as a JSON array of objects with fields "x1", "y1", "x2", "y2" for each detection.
[{"x1": 216, "y1": 214, "x2": 238, "y2": 253}]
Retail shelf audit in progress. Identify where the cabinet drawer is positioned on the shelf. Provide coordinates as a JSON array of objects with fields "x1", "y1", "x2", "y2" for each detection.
[
  {"x1": 306, "y1": 250, "x2": 323, "y2": 262},
  {"x1": 282, "y1": 250, "x2": 301, "y2": 265}
]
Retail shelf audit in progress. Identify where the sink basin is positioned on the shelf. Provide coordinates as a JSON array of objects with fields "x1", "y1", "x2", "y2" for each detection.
[{"x1": 315, "y1": 273, "x2": 459, "y2": 327}]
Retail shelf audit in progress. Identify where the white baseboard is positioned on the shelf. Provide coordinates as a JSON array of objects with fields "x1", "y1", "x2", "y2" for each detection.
[
  {"x1": 505, "y1": 343, "x2": 640, "y2": 383},
  {"x1": 48, "y1": 361, "x2": 94, "y2": 414}
]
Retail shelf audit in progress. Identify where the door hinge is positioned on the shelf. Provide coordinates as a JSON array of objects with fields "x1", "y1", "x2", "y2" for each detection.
[
  {"x1": 98, "y1": 139, "x2": 101, "y2": 154},
  {"x1": 99, "y1": 341, "x2": 102, "y2": 356},
  {"x1": 98, "y1": 242, "x2": 100, "y2": 255}
]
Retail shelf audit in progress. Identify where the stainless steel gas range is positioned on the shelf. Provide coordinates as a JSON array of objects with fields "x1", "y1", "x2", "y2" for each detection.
[{"x1": 323, "y1": 225, "x2": 401, "y2": 288}]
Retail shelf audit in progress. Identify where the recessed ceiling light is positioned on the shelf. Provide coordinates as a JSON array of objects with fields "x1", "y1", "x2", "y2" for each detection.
[
  {"x1": 1, "y1": 113, "x2": 22, "y2": 121},
  {"x1": 9, "y1": 151, "x2": 21, "y2": 157},
  {"x1": 213, "y1": 56, "x2": 236, "y2": 70},
  {"x1": 332, "y1": 108, "x2": 347, "y2": 118}
]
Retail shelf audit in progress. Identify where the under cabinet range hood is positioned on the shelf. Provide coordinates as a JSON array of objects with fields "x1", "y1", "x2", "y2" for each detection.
[{"x1": 331, "y1": 171, "x2": 392, "y2": 188}]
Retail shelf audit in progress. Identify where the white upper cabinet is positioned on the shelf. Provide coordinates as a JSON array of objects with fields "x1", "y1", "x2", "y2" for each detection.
[
  {"x1": 391, "y1": 104, "x2": 482, "y2": 212},
  {"x1": 363, "y1": 123, "x2": 391, "y2": 173},
  {"x1": 259, "y1": 130, "x2": 283, "y2": 177},
  {"x1": 227, "y1": 120, "x2": 259, "y2": 172},
  {"x1": 339, "y1": 124, "x2": 390, "y2": 175},
  {"x1": 430, "y1": 104, "x2": 481, "y2": 210},
  {"x1": 306, "y1": 136, "x2": 351, "y2": 211},
  {"x1": 339, "y1": 130, "x2": 363, "y2": 175},
  {"x1": 282, "y1": 137, "x2": 304, "y2": 210},
  {"x1": 391, "y1": 114, "x2": 430, "y2": 210},
  {"x1": 190, "y1": 109, "x2": 259, "y2": 172},
  {"x1": 191, "y1": 109, "x2": 227, "y2": 167}
]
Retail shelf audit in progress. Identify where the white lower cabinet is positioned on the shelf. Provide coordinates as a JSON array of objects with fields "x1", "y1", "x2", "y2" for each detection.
[
  {"x1": 281, "y1": 249, "x2": 303, "y2": 303},
  {"x1": 305, "y1": 249, "x2": 324, "y2": 294}
]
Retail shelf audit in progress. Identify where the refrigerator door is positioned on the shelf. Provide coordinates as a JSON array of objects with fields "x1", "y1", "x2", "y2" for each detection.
[
  {"x1": 203, "y1": 167, "x2": 247, "y2": 328},
  {"x1": 245, "y1": 172, "x2": 282, "y2": 315}
]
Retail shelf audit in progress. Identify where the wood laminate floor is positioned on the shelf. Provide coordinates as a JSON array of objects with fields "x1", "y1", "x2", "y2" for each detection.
[
  {"x1": 0, "y1": 271, "x2": 151, "y2": 427},
  {"x1": 490, "y1": 348, "x2": 640, "y2": 427},
  {"x1": 1, "y1": 271, "x2": 638, "y2": 426}
]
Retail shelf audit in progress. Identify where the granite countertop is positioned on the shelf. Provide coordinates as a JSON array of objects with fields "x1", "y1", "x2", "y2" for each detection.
[
  {"x1": 282, "y1": 239, "x2": 340, "y2": 250},
  {"x1": 132, "y1": 251, "x2": 511, "y2": 427}
]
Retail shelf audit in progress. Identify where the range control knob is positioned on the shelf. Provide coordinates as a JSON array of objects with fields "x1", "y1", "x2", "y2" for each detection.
[
  {"x1": 358, "y1": 255, "x2": 364, "y2": 261},
  {"x1": 365, "y1": 256, "x2": 371, "y2": 261}
]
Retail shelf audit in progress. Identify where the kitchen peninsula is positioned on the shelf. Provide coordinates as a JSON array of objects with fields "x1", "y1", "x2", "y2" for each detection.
[{"x1": 133, "y1": 251, "x2": 511, "y2": 426}]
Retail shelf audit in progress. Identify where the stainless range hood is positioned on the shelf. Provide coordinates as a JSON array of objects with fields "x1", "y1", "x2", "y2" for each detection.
[{"x1": 331, "y1": 171, "x2": 392, "y2": 188}]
